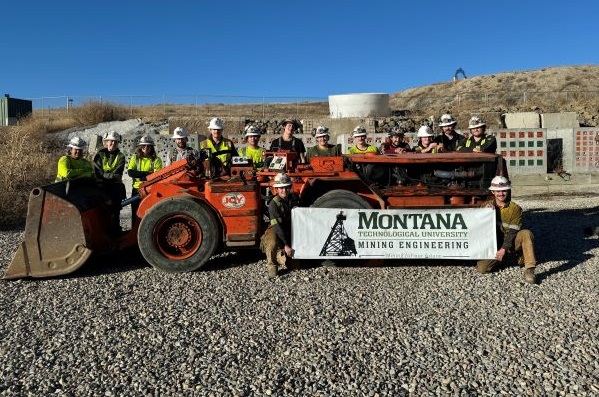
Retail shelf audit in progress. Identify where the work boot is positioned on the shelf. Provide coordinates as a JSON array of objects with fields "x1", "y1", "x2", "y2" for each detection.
[
  {"x1": 523, "y1": 268, "x2": 536, "y2": 284},
  {"x1": 267, "y1": 265, "x2": 278, "y2": 278}
]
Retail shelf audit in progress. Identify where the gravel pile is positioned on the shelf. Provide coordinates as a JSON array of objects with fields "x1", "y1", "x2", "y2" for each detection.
[{"x1": 0, "y1": 194, "x2": 597, "y2": 396}]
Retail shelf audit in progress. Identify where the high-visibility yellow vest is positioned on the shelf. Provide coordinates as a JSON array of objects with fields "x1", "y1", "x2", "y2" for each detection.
[
  {"x1": 55, "y1": 156, "x2": 93, "y2": 182},
  {"x1": 239, "y1": 146, "x2": 265, "y2": 169},
  {"x1": 200, "y1": 138, "x2": 235, "y2": 166},
  {"x1": 128, "y1": 155, "x2": 163, "y2": 189}
]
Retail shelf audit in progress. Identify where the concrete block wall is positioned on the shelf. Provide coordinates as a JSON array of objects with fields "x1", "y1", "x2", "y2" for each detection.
[
  {"x1": 573, "y1": 128, "x2": 599, "y2": 172},
  {"x1": 495, "y1": 129, "x2": 547, "y2": 174},
  {"x1": 503, "y1": 112, "x2": 541, "y2": 128},
  {"x1": 541, "y1": 112, "x2": 579, "y2": 129}
]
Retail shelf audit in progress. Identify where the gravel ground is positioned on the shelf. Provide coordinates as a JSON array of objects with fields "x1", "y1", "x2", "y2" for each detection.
[{"x1": 0, "y1": 194, "x2": 597, "y2": 396}]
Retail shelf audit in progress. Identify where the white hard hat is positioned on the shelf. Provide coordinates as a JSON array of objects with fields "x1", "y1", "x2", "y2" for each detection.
[
  {"x1": 439, "y1": 114, "x2": 457, "y2": 127},
  {"x1": 208, "y1": 117, "x2": 224, "y2": 130},
  {"x1": 489, "y1": 175, "x2": 511, "y2": 191},
  {"x1": 273, "y1": 173, "x2": 292, "y2": 188},
  {"x1": 139, "y1": 135, "x2": 155, "y2": 146},
  {"x1": 103, "y1": 130, "x2": 121, "y2": 142},
  {"x1": 244, "y1": 125, "x2": 261, "y2": 137},
  {"x1": 172, "y1": 127, "x2": 189, "y2": 139},
  {"x1": 468, "y1": 116, "x2": 486, "y2": 129},
  {"x1": 315, "y1": 126, "x2": 330, "y2": 138},
  {"x1": 417, "y1": 126, "x2": 434, "y2": 138},
  {"x1": 352, "y1": 126, "x2": 367, "y2": 137},
  {"x1": 67, "y1": 136, "x2": 86, "y2": 150}
]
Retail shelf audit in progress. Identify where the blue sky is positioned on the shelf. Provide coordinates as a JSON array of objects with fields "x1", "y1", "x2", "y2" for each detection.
[{"x1": 2, "y1": 0, "x2": 597, "y2": 104}]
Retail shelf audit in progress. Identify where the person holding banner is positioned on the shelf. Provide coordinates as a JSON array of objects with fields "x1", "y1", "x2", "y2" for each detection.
[
  {"x1": 476, "y1": 176, "x2": 537, "y2": 284},
  {"x1": 261, "y1": 173, "x2": 299, "y2": 278}
]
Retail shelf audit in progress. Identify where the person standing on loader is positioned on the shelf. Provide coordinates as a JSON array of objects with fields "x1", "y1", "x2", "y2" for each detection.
[
  {"x1": 200, "y1": 117, "x2": 238, "y2": 175},
  {"x1": 238, "y1": 125, "x2": 265, "y2": 170},
  {"x1": 127, "y1": 135, "x2": 163, "y2": 224},
  {"x1": 436, "y1": 113, "x2": 465, "y2": 152},
  {"x1": 269, "y1": 119, "x2": 307, "y2": 163},
  {"x1": 414, "y1": 126, "x2": 441, "y2": 153},
  {"x1": 380, "y1": 128, "x2": 411, "y2": 154},
  {"x1": 347, "y1": 126, "x2": 379, "y2": 154},
  {"x1": 476, "y1": 176, "x2": 537, "y2": 284},
  {"x1": 307, "y1": 126, "x2": 341, "y2": 160},
  {"x1": 261, "y1": 173, "x2": 299, "y2": 278},
  {"x1": 56, "y1": 136, "x2": 94, "y2": 182},
  {"x1": 93, "y1": 131, "x2": 126, "y2": 233},
  {"x1": 168, "y1": 127, "x2": 199, "y2": 165},
  {"x1": 457, "y1": 116, "x2": 497, "y2": 153}
]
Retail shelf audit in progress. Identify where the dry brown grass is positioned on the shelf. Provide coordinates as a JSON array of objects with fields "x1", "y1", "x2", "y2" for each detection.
[{"x1": 0, "y1": 120, "x2": 62, "y2": 227}]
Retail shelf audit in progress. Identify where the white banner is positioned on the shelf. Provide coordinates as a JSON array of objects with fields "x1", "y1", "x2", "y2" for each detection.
[{"x1": 292, "y1": 208, "x2": 497, "y2": 260}]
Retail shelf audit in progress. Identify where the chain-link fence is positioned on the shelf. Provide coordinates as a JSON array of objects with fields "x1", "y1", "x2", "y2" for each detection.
[{"x1": 27, "y1": 95, "x2": 329, "y2": 120}]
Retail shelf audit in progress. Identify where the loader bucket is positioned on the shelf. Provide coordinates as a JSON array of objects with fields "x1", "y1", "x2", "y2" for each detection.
[{"x1": 4, "y1": 179, "x2": 116, "y2": 279}]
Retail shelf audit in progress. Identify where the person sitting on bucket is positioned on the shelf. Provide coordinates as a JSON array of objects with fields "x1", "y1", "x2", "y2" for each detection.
[
  {"x1": 55, "y1": 136, "x2": 93, "y2": 182},
  {"x1": 200, "y1": 117, "x2": 238, "y2": 174},
  {"x1": 381, "y1": 128, "x2": 411, "y2": 154},
  {"x1": 93, "y1": 130, "x2": 127, "y2": 233},
  {"x1": 307, "y1": 126, "x2": 341, "y2": 160},
  {"x1": 457, "y1": 116, "x2": 497, "y2": 153},
  {"x1": 476, "y1": 176, "x2": 538, "y2": 284},
  {"x1": 238, "y1": 125, "x2": 265, "y2": 170},
  {"x1": 261, "y1": 173, "x2": 299, "y2": 278},
  {"x1": 414, "y1": 126, "x2": 441, "y2": 153},
  {"x1": 347, "y1": 126, "x2": 379, "y2": 154},
  {"x1": 168, "y1": 126, "x2": 199, "y2": 165},
  {"x1": 127, "y1": 135, "x2": 163, "y2": 224},
  {"x1": 436, "y1": 113, "x2": 465, "y2": 152}
]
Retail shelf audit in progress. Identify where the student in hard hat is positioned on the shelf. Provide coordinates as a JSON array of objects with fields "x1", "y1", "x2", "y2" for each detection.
[
  {"x1": 457, "y1": 116, "x2": 497, "y2": 153},
  {"x1": 260, "y1": 173, "x2": 299, "y2": 278},
  {"x1": 93, "y1": 130, "x2": 126, "y2": 233},
  {"x1": 269, "y1": 119, "x2": 307, "y2": 163},
  {"x1": 55, "y1": 136, "x2": 93, "y2": 182},
  {"x1": 238, "y1": 125, "x2": 265, "y2": 170},
  {"x1": 477, "y1": 176, "x2": 537, "y2": 284},
  {"x1": 168, "y1": 126, "x2": 199, "y2": 165},
  {"x1": 127, "y1": 135, "x2": 163, "y2": 224},
  {"x1": 413, "y1": 126, "x2": 441, "y2": 153},
  {"x1": 436, "y1": 113, "x2": 465, "y2": 152},
  {"x1": 307, "y1": 126, "x2": 341, "y2": 160},
  {"x1": 200, "y1": 117, "x2": 238, "y2": 175},
  {"x1": 347, "y1": 126, "x2": 379, "y2": 154},
  {"x1": 381, "y1": 128, "x2": 411, "y2": 154}
]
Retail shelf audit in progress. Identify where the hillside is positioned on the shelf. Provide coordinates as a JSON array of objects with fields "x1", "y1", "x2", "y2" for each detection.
[{"x1": 390, "y1": 65, "x2": 599, "y2": 128}]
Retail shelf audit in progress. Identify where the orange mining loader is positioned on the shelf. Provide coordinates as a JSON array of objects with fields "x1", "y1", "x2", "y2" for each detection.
[{"x1": 5, "y1": 150, "x2": 506, "y2": 279}]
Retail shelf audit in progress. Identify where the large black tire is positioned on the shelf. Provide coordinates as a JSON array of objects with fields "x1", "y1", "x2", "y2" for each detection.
[
  {"x1": 138, "y1": 197, "x2": 219, "y2": 273},
  {"x1": 311, "y1": 189, "x2": 371, "y2": 209}
]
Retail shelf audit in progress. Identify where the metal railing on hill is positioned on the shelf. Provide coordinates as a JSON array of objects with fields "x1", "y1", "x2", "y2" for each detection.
[{"x1": 396, "y1": 91, "x2": 599, "y2": 110}]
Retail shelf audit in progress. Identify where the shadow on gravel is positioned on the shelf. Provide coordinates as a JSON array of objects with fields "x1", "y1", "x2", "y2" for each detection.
[
  {"x1": 526, "y1": 206, "x2": 599, "y2": 282},
  {"x1": 72, "y1": 248, "x2": 265, "y2": 278},
  {"x1": 71, "y1": 247, "x2": 151, "y2": 278}
]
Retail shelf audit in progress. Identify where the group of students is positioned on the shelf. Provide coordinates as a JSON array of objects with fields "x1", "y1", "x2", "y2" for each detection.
[
  {"x1": 56, "y1": 131, "x2": 163, "y2": 232},
  {"x1": 55, "y1": 115, "x2": 537, "y2": 284},
  {"x1": 348, "y1": 114, "x2": 497, "y2": 156}
]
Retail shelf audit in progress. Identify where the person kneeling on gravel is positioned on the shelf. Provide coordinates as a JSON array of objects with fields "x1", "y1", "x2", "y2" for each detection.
[
  {"x1": 477, "y1": 176, "x2": 537, "y2": 284},
  {"x1": 261, "y1": 173, "x2": 298, "y2": 278}
]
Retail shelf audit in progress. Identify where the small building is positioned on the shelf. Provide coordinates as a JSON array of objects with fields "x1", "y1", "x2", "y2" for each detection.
[{"x1": 0, "y1": 94, "x2": 32, "y2": 126}]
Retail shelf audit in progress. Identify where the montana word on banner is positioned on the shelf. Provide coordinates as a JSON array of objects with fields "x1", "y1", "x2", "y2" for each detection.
[{"x1": 292, "y1": 207, "x2": 497, "y2": 260}]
